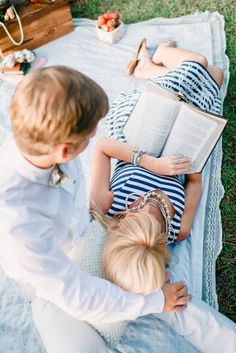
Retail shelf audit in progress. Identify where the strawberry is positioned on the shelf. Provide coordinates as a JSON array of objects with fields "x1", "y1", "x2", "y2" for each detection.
[
  {"x1": 102, "y1": 13, "x2": 111, "y2": 20},
  {"x1": 100, "y1": 24, "x2": 109, "y2": 32},
  {"x1": 108, "y1": 26, "x2": 115, "y2": 32},
  {"x1": 97, "y1": 17, "x2": 106, "y2": 27},
  {"x1": 110, "y1": 12, "x2": 119, "y2": 20},
  {"x1": 106, "y1": 19, "x2": 117, "y2": 28},
  {"x1": 115, "y1": 21, "x2": 121, "y2": 27}
]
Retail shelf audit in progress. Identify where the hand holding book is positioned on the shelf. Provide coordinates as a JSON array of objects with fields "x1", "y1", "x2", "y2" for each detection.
[
  {"x1": 141, "y1": 154, "x2": 192, "y2": 176},
  {"x1": 123, "y1": 81, "x2": 227, "y2": 174}
]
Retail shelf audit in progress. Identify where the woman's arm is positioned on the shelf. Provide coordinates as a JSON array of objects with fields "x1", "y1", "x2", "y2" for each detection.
[
  {"x1": 89, "y1": 139, "x2": 114, "y2": 213},
  {"x1": 90, "y1": 137, "x2": 192, "y2": 212},
  {"x1": 176, "y1": 173, "x2": 202, "y2": 242}
]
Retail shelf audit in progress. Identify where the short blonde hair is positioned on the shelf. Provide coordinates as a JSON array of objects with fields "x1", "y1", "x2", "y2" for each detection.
[
  {"x1": 10, "y1": 66, "x2": 109, "y2": 155},
  {"x1": 92, "y1": 210, "x2": 170, "y2": 295}
]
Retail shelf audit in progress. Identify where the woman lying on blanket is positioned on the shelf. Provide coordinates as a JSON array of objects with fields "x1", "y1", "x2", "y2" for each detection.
[{"x1": 90, "y1": 40, "x2": 224, "y2": 294}]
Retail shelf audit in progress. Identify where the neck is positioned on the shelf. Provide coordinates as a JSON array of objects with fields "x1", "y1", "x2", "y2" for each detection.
[
  {"x1": 21, "y1": 151, "x2": 55, "y2": 169},
  {"x1": 143, "y1": 203, "x2": 165, "y2": 228}
]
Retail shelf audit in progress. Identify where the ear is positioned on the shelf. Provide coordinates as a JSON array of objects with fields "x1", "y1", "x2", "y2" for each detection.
[
  {"x1": 61, "y1": 144, "x2": 70, "y2": 159},
  {"x1": 57, "y1": 143, "x2": 75, "y2": 161}
]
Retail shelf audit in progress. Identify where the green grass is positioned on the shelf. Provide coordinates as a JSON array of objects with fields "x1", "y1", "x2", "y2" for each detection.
[{"x1": 71, "y1": 0, "x2": 236, "y2": 321}]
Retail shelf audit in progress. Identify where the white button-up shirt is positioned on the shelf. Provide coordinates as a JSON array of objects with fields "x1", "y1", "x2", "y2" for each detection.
[{"x1": 0, "y1": 136, "x2": 164, "y2": 322}]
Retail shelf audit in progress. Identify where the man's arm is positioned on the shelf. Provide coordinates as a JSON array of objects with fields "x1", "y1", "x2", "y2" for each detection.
[{"x1": 8, "y1": 214, "x2": 191, "y2": 322}]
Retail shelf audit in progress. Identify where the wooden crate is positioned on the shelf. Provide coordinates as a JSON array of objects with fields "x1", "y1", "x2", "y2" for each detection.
[{"x1": 0, "y1": 0, "x2": 73, "y2": 53}]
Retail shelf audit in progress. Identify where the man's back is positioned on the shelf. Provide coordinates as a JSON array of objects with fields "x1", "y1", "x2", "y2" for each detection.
[{"x1": 0, "y1": 135, "x2": 89, "y2": 281}]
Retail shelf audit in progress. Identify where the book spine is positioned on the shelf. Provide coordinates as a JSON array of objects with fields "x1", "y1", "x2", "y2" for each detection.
[{"x1": 20, "y1": 62, "x2": 31, "y2": 75}]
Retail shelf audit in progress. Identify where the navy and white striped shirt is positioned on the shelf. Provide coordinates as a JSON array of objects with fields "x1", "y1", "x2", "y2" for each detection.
[
  {"x1": 105, "y1": 61, "x2": 222, "y2": 243},
  {"x1": 107, "y1": 161, "x2": 185, "y2": 243}
]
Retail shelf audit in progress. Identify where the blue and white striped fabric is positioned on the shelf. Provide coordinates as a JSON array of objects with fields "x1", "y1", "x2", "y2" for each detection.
[
  {"x1": 105, "y1": 60, "x2": 222, "y2": 243},
  {"x1": 107, "y1": 161, "x2": 185, "y2": 243},
  {"x1": 105, "y1": 61, "x2": 222, "y2": 142}
]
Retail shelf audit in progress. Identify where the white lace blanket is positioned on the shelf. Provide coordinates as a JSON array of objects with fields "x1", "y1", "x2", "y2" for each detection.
[{"x1": 0, "y1": 12, "x2": 229, "y2": 353}]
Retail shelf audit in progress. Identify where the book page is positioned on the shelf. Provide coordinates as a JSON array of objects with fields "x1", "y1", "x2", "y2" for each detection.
[
  {"x1": 145, "y1": 80, "x2": 180, "y2": 101},
  {"x1": 123, "y1": 82, "x2": 181, "y2": 156},
  {"x1": 161, "y1": 104, "x2": 226, "y2": 172}
]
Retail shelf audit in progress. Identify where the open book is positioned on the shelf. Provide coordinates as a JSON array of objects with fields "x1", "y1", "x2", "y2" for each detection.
[{"x1": 123, "y1": 81, "x2": 227, "y2": 173}]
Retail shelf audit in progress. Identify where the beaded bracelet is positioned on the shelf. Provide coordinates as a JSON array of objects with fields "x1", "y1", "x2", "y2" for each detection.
[{"x1": 131, "y1": 150, "x2": 146, "y2": 166}]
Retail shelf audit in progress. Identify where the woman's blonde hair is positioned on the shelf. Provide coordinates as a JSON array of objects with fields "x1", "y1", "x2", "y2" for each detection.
[
  {"x1": 10, "y1": 66, "x2": 109, "y2": 155},
  {"x1": 92, "y1": 209, "x2": 170, "y2": 295}
]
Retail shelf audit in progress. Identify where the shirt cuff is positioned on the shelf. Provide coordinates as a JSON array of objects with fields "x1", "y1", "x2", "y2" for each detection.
[{"x1": 141, "y1": 289, "x2": 165, "y2": 315}]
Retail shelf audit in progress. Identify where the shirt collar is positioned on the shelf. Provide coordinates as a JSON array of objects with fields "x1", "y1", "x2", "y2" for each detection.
[{"x1": 7, "y1": 135, "x2": 55, "y2": 185}]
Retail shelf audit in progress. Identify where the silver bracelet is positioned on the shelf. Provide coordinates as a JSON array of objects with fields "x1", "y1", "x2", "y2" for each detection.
[{"x1": 132, "y1": 150, "x2": 146, "y2": 166}]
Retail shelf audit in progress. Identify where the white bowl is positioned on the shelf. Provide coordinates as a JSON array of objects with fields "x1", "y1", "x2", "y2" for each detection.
[{"x1": 96, "y1": 21, "x2": 124, "y2": 44}]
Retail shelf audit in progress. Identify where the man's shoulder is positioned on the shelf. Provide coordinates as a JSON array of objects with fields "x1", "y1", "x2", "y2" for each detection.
[
  {"x1": 0, "y1": 143, "x2": 26, "y2": 192},
  {"x1": 0, "y1": 138, "x2": 37, "y2": 209},
  {"x1": 0, "y1": 135, "x2": 16, "y2": 169}
]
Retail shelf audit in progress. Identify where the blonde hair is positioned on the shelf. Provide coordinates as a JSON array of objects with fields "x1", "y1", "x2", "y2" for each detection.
[
  {"x1": 10, "y1": 66, "x2": 109, "y2": 155},
  {"x1": 92, "y1": 209, "x2": 170, "y2": 295}
]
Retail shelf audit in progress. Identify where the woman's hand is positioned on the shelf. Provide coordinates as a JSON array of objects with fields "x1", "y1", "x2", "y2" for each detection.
[{"x1": 141, "y1": 155, "x2": 192, "y2": 176}]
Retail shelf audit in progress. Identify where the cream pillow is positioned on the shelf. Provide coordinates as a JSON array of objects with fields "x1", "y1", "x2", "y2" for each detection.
[{"x1": 68, "y1": 220, "x2": 128, "y2": 348}]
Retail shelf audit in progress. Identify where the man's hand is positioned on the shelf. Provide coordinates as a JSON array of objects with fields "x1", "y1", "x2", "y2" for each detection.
[{"x1": 162, "y1": 281, "x2": 192, "y2": 313}]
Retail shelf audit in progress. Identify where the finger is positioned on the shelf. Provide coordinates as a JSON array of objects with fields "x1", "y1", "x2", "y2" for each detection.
[
  {"x1": 176, "y1": 294, "x2": 192, "y2": 305},
  {"x1": 175, "y1": 167, "x2": 192, "y2": 175},
  {"x1": 175, "y1": 162, "x2": 192, "y2": 169},
  {"x1": 168, "y1": 165, "x2": 191, "y2": 176},
  {"x1": 173, "y1": 304, "x2": 187, "y2": 312},
  {"x1": 172, "y1": 156, "x2": 192, "y2": 164},
  {"x1": 173, "y1": 281, "x2": 186, "y2": 290},
  {"x1": 165, "y1": 272, "x2": 170, "y2": 283},
  {"x1": 177, "y1": 285, "x2": 188, "y2": 297}
]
